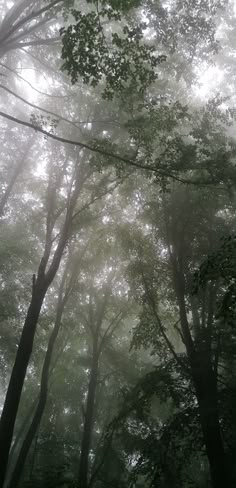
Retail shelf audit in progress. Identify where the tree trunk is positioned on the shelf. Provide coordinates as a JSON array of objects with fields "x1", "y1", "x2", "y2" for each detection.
[
  {"x1": 0, "y1": 281, "x2": 46, "y2": 488},
  {"x1": 0, "y1": 167, "x2": 21, "y2": 216},
  {"x1": 7, "y1": 398, "x2": 38, "y2": 476},
  {"x1": 192, "y1": 356, "x2": 230, "y2": 488},
  {"x1": 172, "y1": 258, "x2": 230, "y2": 488},
  {"x1": 0, "y1": 140, "x2": 33, "y2": 217},
  {"x1": 78, "y1": 352, "x2": 99, "y2": 488},
  {"x1": 0, "y1": 162, "x2": 82, "y2": 487},
  {"x1": 7, "y1": 298, "x2": 65, "y2": 488}
]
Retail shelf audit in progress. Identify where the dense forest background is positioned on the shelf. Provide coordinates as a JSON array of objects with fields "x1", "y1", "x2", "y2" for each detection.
[{"x1": 0, "y1": 1, "x2": 236, "y2": 487}]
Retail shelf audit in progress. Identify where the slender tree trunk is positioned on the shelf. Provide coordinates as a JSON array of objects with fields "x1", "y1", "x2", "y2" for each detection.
[
  {"x1": 0, "y1": 158, "x2": 83, "y2": 487},
  {"x1": 78, "y1": 352, "x2": 99, "y2": 488},
  {"x1": 0, "y1": 140, "x2": 33, "y2": 217},
  {"x1": 0, "y1": 168, "x2": 21, "y2": 216},
  {"x1": 0, "y1": 281, "x2": 46, "y2": 488},
  {"x1": 5, "y1": 396, "x2": 38, "y2": 484},
  {"x1": 28, "y1": 431, "x2": 38, "y2": 483},
  {"x1": 7, "y1": 297, "x2": 65, "y2": 488}
]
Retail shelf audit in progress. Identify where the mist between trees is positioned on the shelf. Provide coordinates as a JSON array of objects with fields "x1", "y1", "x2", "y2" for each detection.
[{"x1": 0, "y1": 1, "x2": 236, "y2": 487}]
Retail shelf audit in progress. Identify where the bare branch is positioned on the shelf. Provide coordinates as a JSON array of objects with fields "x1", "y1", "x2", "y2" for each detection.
[
  {"x1": 98, "y1": 307, "x2": 127, "y2": 356},
  {"x1": 0, "y1": 84, "x2": 83, "y2": 130},
  {"x1": 141, "y1": 269, "x2": 186, "y2": 371},
  {"x1": 0, "y1": 0, "x2": 63, "y2": 45},
  {"x1": 4, "y1": 36, "x2": 61, "y2": 53},
  {"x1": 0, "y1": 63, "x2": 71, "y2": 98}
]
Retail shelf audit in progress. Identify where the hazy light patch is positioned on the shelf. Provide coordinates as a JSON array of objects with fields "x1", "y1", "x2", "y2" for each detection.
[
  {"x1": 140, "y1": 9, "x2": 150, "y2": 24},
  {"x1": 14, "y1": 63, "x2": 53, "y2": 103},
  {"x1": 35, "y1": 159, "x2": 47, "y2": 178},
  {"x1": 102, "y1": 215, "x2": 110, "y2": 224},
  {"x1": 162, "y1": 0, "x2": 171, "y2": 12},
  {"x1": 194, "y1": 65, "x2": 224, "y2": 99}
]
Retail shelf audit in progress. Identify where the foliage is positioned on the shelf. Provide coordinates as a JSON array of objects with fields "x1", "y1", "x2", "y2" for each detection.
[
  {"x1": 194, "y1": 234, "x2": 236, "y2": 327},
  {"x1": 60, "y1": 1, "x2": 166, "y2": 99},
  {"x1": 1, "y1": 1, "x2": 236, "y2": 488}
]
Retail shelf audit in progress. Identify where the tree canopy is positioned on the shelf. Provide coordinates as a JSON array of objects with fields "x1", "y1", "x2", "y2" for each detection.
[{"x1": 0, "y1": 1, "x2": 236, "y2": 488}]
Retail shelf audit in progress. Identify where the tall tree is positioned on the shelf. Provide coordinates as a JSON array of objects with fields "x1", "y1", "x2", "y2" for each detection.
[
  {"x1": 123, "y1": 176, "x2": 236, "y2": 487},
  {"x1": 77, "y1": 277, "x2": 129, "y2": 487},
  {"x1": 6, "y1": 242, "x2": 88, "y2": 488},
  {"x1": 0, "y1": 145, "x2": 122, "y2": 486}
]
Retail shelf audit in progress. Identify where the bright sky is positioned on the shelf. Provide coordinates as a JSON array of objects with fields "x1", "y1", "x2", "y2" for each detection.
[
  {"x1": 6, "y1": 1, "x2": 13, "y2": 8},
  {"x1": 195, "y1": 65, "x2": 225, "y2": 99}
]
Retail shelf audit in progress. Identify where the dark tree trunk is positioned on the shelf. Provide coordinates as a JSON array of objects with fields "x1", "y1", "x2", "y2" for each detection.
[
  {"x1": 28, "y1": 431, "x2": 38, "y2": 482},
  {"x1": 172, "y1": 259, "x2": 230, "y2": 488},
  {"x1": 192, "y1": 360, "x2": 230, "y2": 488},
  {"x1": 7, "y1": 298, "x2": 65, "y2": 488},
  {"x1": 5, "y1": 396, "x2": 38, "y2": 483},
  {"x1": 0, "y1": 281, "x2": 46, "y2": 488},
  {"x1": 199, "y1": 401, "x2": 228, "y2": 488},
  {"x1": 78, "y1": 352, "x2": 99, "y2": 488}
]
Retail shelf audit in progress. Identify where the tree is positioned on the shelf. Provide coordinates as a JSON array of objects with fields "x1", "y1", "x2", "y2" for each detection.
[
  {"x1": 76, "y1": 274, "x2": 129, "y2": 487},
  {"x1": 1, "y1": 0, "x2": 236, "y2": 487},
  {"x1": 0, "y1": 141, "x2": 124, "y2": 486},
  {"x1": 7, "y1": 241, "x2": 88, "y2": 488},
  {"x1": 0, "y1": 0, "x2": 65, "y2": 58},
  {"x1": 121, "y1": 172, "x2": 236, "y2": 487}
]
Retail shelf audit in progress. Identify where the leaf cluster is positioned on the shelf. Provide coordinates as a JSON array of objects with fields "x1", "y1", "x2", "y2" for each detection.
[{"x1": 60, "y1": 3, "x2": 165, "y2": 99}]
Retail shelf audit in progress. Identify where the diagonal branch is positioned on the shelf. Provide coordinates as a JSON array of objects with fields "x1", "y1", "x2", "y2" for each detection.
[
  {"x1": 3, "y1": 18, "x2": 53, "y2": 46},
  {"x1": 141, "y1": 270, "x2": 187, "y2": 372},
  {"x1": 98, "y1": 307, "x2": 128, "y2": 356},
  {"x1": 0, "y1": 110, "x2": 217, "y2": 186},
  {"x1": 71, "y1": 176, "x2": 127, "y2": 223},
  {"x1": 0, "y1": 84, "x2": 82, "y2": 130},
  {"x1": 4, "y1": 36, "x2": 61, "y2": 52},
  {"x1": 0, "y1": 63, "x2": 71, "y2": 97}
]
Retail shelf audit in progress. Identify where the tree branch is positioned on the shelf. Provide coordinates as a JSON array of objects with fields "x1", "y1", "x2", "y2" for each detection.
[
  {"x1": 0, "y1": 62, "x2": 71, "y2": 98},
  {"x1": 0, "y1": 0, "x2": 63, "y2": 45},
  {"x1": 0, "y1": 110, "x2": 218, "y2": 185},
  {"x1": 141, "y1": 270, "x2": 187, "y2": 372},
  {"x1": 0, "y1": 84, "x2": 82, "y2": 130},
  {"x1": 4, "y1": 36, "x2": 61, "y2": 53}
]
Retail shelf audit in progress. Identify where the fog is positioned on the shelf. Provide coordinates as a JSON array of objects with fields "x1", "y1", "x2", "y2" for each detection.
[{"x1": 0, "y1": 1, "x2": 236, "y2": 488}]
